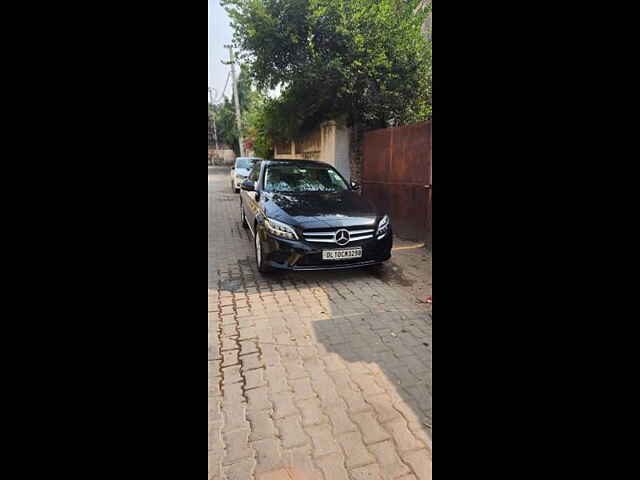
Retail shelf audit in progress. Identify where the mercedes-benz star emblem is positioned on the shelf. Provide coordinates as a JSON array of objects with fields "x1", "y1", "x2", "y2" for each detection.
[{"x1": 335, "y1": 229, "x2": 350, "y2": 246}]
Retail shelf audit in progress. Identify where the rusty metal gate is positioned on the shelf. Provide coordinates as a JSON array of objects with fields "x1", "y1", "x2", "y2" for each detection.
[{"x1": 361, "y1": 121, "x2": 431, "y2": 244}]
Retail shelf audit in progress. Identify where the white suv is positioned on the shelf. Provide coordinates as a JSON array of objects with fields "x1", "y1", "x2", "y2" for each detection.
[{"x1": 230, "y1": 157, "x2": 262, "y2": 193}]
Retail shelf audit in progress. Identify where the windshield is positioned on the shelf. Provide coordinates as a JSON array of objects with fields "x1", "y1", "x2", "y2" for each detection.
[
  {"x1": 236, "y1": 158, "x2": 259, "y2": 170},
  {"x1": 264, "y1": 165, "x2": 349, "y2": 193}
]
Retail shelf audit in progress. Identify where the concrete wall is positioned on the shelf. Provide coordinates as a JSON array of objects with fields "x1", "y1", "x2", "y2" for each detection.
[
  {"x1": 273, "y1": 120, "x2": 352, "y2": 181},
  {"x1": 209, "y1": 149, "x2": 236, "y2": 165},
  {"x1": 334, "y1": 125, "x2": 351, "y2": 181}
]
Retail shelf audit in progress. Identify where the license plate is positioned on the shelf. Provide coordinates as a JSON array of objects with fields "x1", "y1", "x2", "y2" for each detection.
[{"x1": 322, "y1": 247, "x2": 363, "y2": 260}]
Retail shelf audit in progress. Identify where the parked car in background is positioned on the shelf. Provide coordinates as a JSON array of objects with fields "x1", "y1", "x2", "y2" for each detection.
[
  {"x1": 230, "y1": 157, "x2": 262, "y2": 193},
  {"x1": 239, "y1": 160, "x2": 392, "y2": 273}
]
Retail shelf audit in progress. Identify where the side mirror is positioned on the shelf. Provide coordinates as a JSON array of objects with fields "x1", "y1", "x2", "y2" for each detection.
[
  {"x1": 241, "y1": 180, "x2": 255, "y2": 191},
  {"x1": 231, "y1": 166, "x2": 235, "y2": 170},
  {"x1": 351, "y1": 181, "x2": 360, "y2": 191}
]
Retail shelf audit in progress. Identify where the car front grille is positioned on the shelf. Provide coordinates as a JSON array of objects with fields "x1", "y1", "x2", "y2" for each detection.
[{"x1": 302, "y1": 226, "x2": 376, "y2": 245}]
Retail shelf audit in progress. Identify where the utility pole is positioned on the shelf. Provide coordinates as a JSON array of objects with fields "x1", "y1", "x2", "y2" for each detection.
[
  {"x1": 222, "y1": 45, "x2": 245, "y2": 157},
  {"x1": 208, "y1": 87, "x2": 219, "y2": 151}
]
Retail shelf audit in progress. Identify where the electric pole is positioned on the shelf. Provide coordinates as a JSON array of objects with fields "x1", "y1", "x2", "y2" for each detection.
[
  {"x1": 208, "y1": 87, "x2": 219, "y2": 151},
  {"x1": 222, "y1": 45, "x2": 245, "y2": 157}
]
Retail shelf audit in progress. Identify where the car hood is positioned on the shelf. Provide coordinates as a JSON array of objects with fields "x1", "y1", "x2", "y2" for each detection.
[
  {"x1": 265, "y1": 191, "x2": 381, "y2": 229},
  {"x1": 235, "y1": 168, "x2": 250, "y2": 177}
]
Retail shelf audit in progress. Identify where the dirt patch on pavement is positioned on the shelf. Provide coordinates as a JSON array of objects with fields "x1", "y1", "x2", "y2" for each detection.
[
  {"x1": 382, "y1": 237, "x2": 432, "y2": 311},
  {"x1": 371, "y1": 261, "x2": 415, "y2": 287}
]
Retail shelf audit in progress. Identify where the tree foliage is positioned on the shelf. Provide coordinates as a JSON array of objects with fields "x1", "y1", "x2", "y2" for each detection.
[
  {"x1": 209, "y1": 65, "x2": 255, "y2": 156},
  {"x1": 210, "y1": 99, "x2": 240, "y2": 155},
  {"x1": 243, "y1": 90, "x2": 275, "y2": 158},
  {"x1": 236, "y1": 65, "x2": 252, "y2": 112},
  {"x1": 222, "y1": 0, "x2": 431, "y2": 139}
]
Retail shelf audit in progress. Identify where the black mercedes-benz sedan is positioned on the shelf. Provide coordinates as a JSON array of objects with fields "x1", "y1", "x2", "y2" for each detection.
[{"x1": 239, "y1": 160, "x2": 392, "y2": 273}]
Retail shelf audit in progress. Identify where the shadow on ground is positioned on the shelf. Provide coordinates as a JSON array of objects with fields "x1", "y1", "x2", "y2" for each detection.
[{"x1": 312, "y1": 309, "x2": 432, "y2": 438}]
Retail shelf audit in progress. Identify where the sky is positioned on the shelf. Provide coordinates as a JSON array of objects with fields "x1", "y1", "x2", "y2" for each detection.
[{"x1": 208, "y1": 0, "x2": 234, "y2": 103}]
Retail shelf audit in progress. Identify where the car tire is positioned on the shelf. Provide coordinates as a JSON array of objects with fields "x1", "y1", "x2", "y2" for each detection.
[
  {"x1": 240, "y1": 202, "x2": 248, "y2": 229},
  {"x1": 255, "y1": 227, "x2": 274, "y2": 274}
]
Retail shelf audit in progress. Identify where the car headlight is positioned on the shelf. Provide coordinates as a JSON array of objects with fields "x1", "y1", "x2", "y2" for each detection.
[
  {"x1": 265, "y1": 218, "x2": 299, "y2": 240},
  {"x1": 377, "y1": 215, "x2": 390, "y2": 239}
]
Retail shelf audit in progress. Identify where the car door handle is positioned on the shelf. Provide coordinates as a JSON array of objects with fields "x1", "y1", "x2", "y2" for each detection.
[{"x1": 424, "y1": 184, "x2": 432, "y2": 189}]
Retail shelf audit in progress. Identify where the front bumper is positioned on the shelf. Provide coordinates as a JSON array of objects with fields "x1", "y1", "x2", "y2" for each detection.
[{"x1": 261, "y1": 229, "x2": 393, "y2": 271}]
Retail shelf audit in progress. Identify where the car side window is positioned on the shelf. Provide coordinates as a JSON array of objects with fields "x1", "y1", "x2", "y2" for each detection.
[{"x1": 248, "y1": 163, "x2": 261, "y2": 182}]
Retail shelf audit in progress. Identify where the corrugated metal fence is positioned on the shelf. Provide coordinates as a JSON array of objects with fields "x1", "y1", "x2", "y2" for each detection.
[{"x1": 361, "y1": 121, "x2": 432, "y2": 244}]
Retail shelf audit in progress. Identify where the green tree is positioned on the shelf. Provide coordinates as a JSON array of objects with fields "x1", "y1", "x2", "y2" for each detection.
[
  {"x1": 243, "y1": 89, "x2": 275, "y2": 158},
  {"x1": 209, "y1": 64, "x2": 265, "y2": 156},
  {"x1": 211, "y1": 99, "x2": 241, "y2": 155},
  {"x1": 236, "y1": 65, "x2": 252, "y2": 112},
  {"x1": 222, "y1": 0, "x2": 431, "y2": 139}
]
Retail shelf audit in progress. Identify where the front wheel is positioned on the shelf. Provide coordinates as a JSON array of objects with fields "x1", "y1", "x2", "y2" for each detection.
[{"x1": 255, "y1": 229, "x2": 274, "y2": 273}]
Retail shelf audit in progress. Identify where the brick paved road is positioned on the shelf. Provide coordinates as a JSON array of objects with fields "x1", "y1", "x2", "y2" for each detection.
[{"x1": 208, "y1": 167, "x2": 432, "y2": 480}]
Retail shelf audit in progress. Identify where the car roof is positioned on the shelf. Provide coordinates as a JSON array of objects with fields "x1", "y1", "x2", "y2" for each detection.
[{"x1": 262, "y1": 159, "x2": 333, "y2": 167}]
